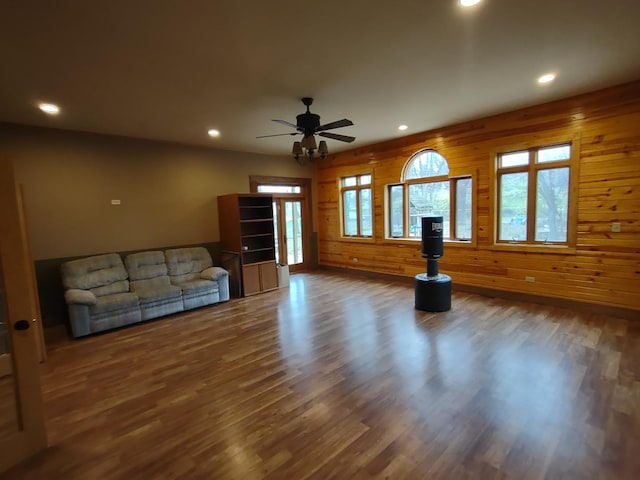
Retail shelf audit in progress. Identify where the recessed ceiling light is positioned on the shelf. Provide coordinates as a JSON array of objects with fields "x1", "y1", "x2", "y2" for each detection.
[
  {"x1": 460, "y1": 0, "x2": 481, "y2": 7},
  {"x1": 207, "y1": 129, "x2": 220, "y2": 137},
  {"x1": 398, "y1": 125, "x2": 408, "y2": 131},
  {"x1": 38, "y1": 103, "x2": 60, "y2": 115},
  {"x1": 538, "y1": 72, "x2": 556, "y2": 84}
]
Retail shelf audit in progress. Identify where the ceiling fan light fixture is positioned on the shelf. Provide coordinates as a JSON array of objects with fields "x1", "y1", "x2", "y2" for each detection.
[
  {"x1": 301, "y1": 135, "x2": 317, "y2": 151},
  {"x1": 261, "y1": 98, "x2": 354, "y2": 164},
  {"x1": 318, "y1": 141, "x2": 328, "y2": 159}
]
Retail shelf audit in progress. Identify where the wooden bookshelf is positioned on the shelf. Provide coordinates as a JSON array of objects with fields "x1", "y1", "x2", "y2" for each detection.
[{"x1": 218, "y1": 193, "x2": 278, "y2": 296}]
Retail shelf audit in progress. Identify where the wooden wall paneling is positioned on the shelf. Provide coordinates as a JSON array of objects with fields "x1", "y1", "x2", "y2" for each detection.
[{"x1": 315, "y1": 80, "x2": 640, "y2": 313}]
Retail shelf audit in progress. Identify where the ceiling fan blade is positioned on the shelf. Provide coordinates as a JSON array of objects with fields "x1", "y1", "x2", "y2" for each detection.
[
  {"x1": 316, "y1": 119, "x2": 354, "y2": 132},
  {"x1": 319, "y1": 131, "x2": 356, "y2": 143},
  {"x1": 256, "y1": 132, "x2": 299, "y2": 138},
  {"x1": 272, "y1": 119, "x2": 300, "y2": 130}
]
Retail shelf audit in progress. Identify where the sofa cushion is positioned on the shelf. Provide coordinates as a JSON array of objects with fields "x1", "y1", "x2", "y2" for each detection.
[
  {"x1": 90, "y1": 292, "x2": 139, "y2": 315},
  {"x1": 178, "y1": 279, "x2": 218, "y2": 295},
  {"x1": 125, "y1": 251, "x2": 168, "y2": 281},
  {"x1": 131, "y1": 276, "x2": 172, "y2": 291},
  {"x1": 90, "y1": 280, "x2": 130, "y2": 298},
  {"x1": 136, "y1": 285, "x2": 182, "y2": 303},
  {"x1": 61, "y1": 253, "x2": 129, "y2": 293},
  {"x1": 125, "y1": 251, "x2": 176, "y2": 293},
  {"x1": 165, "y1": 247, "x2": 213, "y2": 284}
]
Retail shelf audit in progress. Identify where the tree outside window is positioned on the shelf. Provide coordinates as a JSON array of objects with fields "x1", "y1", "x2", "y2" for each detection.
[
  {"x1": 387, "y1": 149, "x2": 472, "y2": 241},
  {"x1": 497, "y1": 144, "x2": 571, "y2": 244}
]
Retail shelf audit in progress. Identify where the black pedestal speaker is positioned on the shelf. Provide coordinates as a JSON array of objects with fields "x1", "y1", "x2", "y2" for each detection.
[{"x1": 415, "y1": 216, "x2": 452, "y2": 312}]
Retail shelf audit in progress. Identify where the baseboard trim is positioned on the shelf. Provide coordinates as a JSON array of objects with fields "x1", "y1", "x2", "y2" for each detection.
[{"x1": 318, "y1": 265, "x2": 639, "y2": 321}]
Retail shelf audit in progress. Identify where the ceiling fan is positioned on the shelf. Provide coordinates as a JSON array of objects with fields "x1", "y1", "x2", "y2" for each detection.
[{"x1": 257, "y1": 97, "x2": 355, "y2": 162}]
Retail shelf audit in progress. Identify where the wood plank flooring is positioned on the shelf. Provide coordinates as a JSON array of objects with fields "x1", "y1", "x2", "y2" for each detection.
[{"x1": 3, "y1": 271, "x2": 640, "y2": 479}]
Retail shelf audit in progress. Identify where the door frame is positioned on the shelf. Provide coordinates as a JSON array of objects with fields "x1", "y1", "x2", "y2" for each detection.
[
  {"x1": 249, "y1": 175, "x2": 312, "y2": 273},
  {"x1": 0, "y1": 156, "x2": 47, "y2": 473}
]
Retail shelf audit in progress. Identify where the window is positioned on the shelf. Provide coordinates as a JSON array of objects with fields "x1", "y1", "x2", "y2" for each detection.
[
  {"x1": 496, "y1": 143, "x2": 572, "y2": 244},
  {"x1": 257, "y1": 185, "x2": 301, "y2": 193},
  {"x1": 387, "y1": 150, "x2": 472, "y2": 241},
  {"x1": 340, "y1": 174, "x2": 372, "y2": 237}
]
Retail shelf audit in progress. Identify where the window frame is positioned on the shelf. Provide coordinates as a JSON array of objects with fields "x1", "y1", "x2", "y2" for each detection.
[
  {"x1": 339, "y1": 173, "x2": 373, "y2": 239},
  {"x1": 491, "y1": 136, "x2": 580, "y2": 253},
  {"x1": 385, "y1": 149, "x2": 475, "y2": 245}
]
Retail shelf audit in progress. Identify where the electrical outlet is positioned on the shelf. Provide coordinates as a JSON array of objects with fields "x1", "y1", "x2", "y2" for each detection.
[
  {"x1": 525, "y1": 276, "x2": 535, "y2": 283},
  {"x1": 611, "y1": 223, "x2": 621, "y2": 233}
]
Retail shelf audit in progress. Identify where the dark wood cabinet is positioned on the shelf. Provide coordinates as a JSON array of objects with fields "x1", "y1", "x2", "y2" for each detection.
[{"x1": 218, "y1": 193, "x2": 278, "y2": 296}]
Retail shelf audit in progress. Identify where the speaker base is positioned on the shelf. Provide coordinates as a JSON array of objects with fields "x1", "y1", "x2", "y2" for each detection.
[{"x1": 414, "y1": 273, "x2": 452, "y2": 312}]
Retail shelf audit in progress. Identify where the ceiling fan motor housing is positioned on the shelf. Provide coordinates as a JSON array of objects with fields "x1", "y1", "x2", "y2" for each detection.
[{"x1": 296, "y1": 112, "x2": 320, "y2": 136}]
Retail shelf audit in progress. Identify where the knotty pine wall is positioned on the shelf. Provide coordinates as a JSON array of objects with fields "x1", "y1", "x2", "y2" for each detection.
[{"x1": 316, "y1": 81, "x2": 640, "y2": 313}]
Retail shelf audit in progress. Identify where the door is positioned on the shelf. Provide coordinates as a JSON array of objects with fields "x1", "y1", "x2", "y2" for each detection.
[
  {"x1": 274, "y1": 199, "x2": 305, "y2": 272},
  {"x1": 250, "y1": 176, "x2": 312, "y2": 273},
  {"x1": 0, "y1": 157, "x2": 47, "y2": 473}
]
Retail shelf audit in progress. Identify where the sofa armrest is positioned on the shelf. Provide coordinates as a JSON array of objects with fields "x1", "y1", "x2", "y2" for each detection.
[
  {"x1": 201, "y1": 267, "x2": 230, "y2": 302},
  {"x1": 64, "y1": 289, "x2": 97, "y2": 306},
  {"x1": 201, "y1": 266, "x2": 228, "y2": 282}
]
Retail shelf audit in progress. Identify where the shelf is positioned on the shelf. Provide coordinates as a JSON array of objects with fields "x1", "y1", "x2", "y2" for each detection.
[
  {"x1": 242, "y1": 250, "x2": 275, "y2": 264},
  {"x1": 240, "y1": 223, "x2": 273, "y2": 237},
  {"x1": 241, "y1": 233, "x2": 273, "y2": 238},
  {"x1": 238, "y1": 196, "x2": 272, "y2": 208},
  {"x1": 239, "y1": 204, "x2": 273, "y2": 221}
]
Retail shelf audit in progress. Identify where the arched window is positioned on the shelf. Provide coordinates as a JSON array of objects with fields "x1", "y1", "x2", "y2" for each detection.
[
  {"x1": 388, "y1": 149, "x2": 472, "y2": 240},
  {"x1": 403, "y1": 150, "x2": 449, "y2": 180}
]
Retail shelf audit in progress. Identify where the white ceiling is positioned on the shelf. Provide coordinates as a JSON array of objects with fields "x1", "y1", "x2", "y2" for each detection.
[{"x1": 2, "y1": 0, "x2": 640, "y2": 156}]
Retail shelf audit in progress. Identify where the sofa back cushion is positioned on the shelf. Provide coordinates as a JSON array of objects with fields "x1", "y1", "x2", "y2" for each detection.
[
  {"x1": 125, "y1": 251, "x2": 172, "y2": 291},
  {"x1": 61, "y1": 253, "x2": 129, "y2": 297},
  {"x1": 165, "y1": 247, "x2": 213, "y2": 284}
]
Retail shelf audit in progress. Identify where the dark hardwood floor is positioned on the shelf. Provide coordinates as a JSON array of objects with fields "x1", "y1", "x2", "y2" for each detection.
[{"x1": 3, "y1": 271, "x2": 640, "y2": 479}]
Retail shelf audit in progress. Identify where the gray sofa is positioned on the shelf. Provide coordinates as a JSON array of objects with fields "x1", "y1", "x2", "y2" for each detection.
[{"x1": 61, "y1": 247, "x2": 229, "y2": 338}]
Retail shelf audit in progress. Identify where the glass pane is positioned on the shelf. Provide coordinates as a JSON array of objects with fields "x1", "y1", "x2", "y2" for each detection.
[
  {"x1": 343, "y1": 177, "x2": 357, "y2": 187},
  {"x1": 389, "y1": 185, "x2": 404, "y2": 237},
  {"x1": 455, "y1": 178, "x2": 472, "y2": 240},
  {"x1": 408, "y1": 181, "x2": 450, "y2": 238},
  {"x1": 285, "y1": 201, "x2": 304, "y2": 264},
  {"x1": 405, "y1": 150, "x2": 449, "y2": 180},
  {"x1": 359, "y1": 188, "x2": 372, "y2": 236},
  {"x1": 258, "y1": 185, "x2": 301, "y2": 193},
  {"x1": 343, "y1": 190, "x2": 357, "y2": 235},
  {"x1": 538, "y1": 145, "x2": 570, "y2": 163},
  {"x1": 535, "y1": 167, "x2": 569, "y2": 242},
  {"x1": 500, "y1": 151, "x2": 529, "y2": 168},
  {"x1": 272, "y1": 202, "x2": 279, "y2": 264},
  {"x1": 360, "y1": 174, "x2": 371, "y2": 185},
  {"x1": 499, "y1": 172, "x2": 528, "y2": 241}
]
